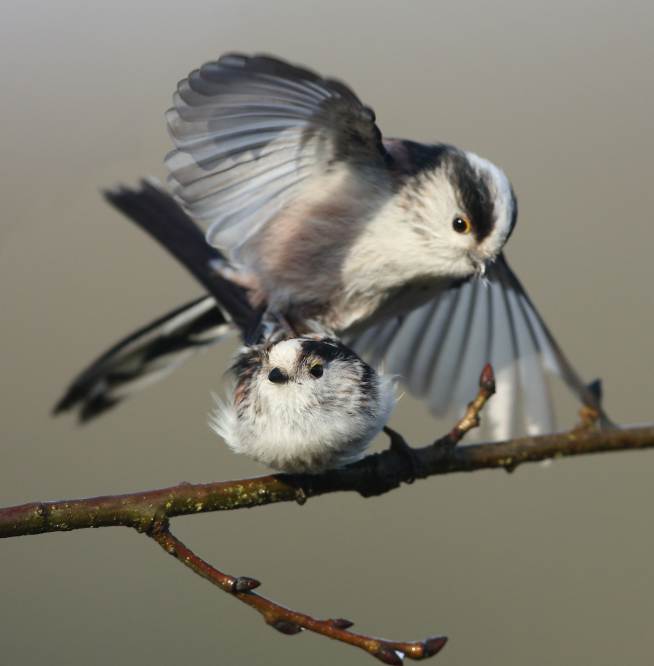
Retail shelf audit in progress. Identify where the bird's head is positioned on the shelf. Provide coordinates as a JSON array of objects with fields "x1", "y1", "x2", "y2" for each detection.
[
  {"x1": 215, "y1": 335, "x2": 396, "y2": 473},
  {"x1": 253, "y1": 338, "x2": 374, "y2": 412},
  {"x1": 410, "y1": 146, "x2": 517, "y2": 279}
]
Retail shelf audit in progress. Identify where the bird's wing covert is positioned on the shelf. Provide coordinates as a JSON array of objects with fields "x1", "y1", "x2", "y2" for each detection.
[{"x1": 166, "y1": 53, "x2": 389, "y2": 259}]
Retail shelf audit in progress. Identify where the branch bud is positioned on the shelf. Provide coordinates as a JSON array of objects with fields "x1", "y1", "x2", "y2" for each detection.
[
  {"x1": 479, "y1": 363, "x2": 496, "y2": 396},
  {"x1": 373, "y1": 647, "x2": 403, "y2": 665},
  {"x1": 269, "y1": 619, "x2": 303, "y2": 635},
  {"x1": 422, "y1": 636, "x2": 448, "y2": 657},
  {"x1": 232, "y1": 576, "x2": 261, "y2": 593}
]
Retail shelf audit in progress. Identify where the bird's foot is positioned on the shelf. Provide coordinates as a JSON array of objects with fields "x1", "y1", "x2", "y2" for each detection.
[
  {"x1": 273, "y1": 312, "x2": 299, "y2": 338},
  {"x1": 383, "y1": 426, "x2": 420, "y2": 483}
]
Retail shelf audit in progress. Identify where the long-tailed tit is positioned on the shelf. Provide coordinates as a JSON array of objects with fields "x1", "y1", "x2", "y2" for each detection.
[
  {"x1": 56, "y1": 54, "x2": 613, "y2": 439},
  {"x1": 215, "y1": 334, "x2": 396, "y2": 473}
]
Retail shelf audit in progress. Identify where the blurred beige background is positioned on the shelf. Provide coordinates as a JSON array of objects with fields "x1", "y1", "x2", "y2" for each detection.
[{"x1": 1, "y1": 1, "x2": 653, "y2": 664}]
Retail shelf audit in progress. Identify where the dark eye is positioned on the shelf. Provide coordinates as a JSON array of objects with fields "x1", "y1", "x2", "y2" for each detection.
[
  {"x1": 453, "y1": 217, "x2": 471, "y2": 234},
  {"x1": 309, "y1": 362, "x2": 323, "y2": 378}
]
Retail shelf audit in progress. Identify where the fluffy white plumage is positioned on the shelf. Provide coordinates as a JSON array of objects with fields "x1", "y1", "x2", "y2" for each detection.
[{"x1": 211, "y1": 337, "x2": 396, "y2": 473}]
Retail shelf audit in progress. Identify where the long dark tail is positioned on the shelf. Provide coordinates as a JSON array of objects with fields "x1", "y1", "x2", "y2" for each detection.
[
  {"x1": 104, "y1": 178, "x2": 253, "y2": 330},
  {"x1": 54, "y1": 180, "x2": 255, "y2": 422}
]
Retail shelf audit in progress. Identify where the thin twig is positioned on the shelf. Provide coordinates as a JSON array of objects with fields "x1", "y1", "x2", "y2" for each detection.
[
  {"x1": 441, "y1": 363, "x2": 497, "y2": 445},
  {"x1": 149, "y1": 524, "x2": 446, "y2": 664}
]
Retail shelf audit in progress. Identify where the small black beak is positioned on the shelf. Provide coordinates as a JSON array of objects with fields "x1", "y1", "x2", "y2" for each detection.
[
  {"x1": 268, "y1": 367, "x2": 288, "y2": 384},
  {"x1": 468, "y1": 253, "x2": 487, "y2": 278}
]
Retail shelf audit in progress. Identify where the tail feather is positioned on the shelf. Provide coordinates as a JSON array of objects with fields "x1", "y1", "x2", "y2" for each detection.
[
  {"x1": 54, "y1": 295, "x2": 232, "y2": 421},
  {"x1": 104, "y1": 178, "x2": 253, "y2": 330},
  {"x1": 54, "y1": 180, "x2": 256, "y2": 422}
]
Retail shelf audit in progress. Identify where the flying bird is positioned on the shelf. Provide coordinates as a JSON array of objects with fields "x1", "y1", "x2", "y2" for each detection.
[{"x1": 55, "y1": 54, "x2": 611, "y2": 439}]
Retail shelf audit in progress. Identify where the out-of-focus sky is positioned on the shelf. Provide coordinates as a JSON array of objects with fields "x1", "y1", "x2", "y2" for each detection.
[{"x1": 1, "y1": 2, "x2": 653, "y2": 665}]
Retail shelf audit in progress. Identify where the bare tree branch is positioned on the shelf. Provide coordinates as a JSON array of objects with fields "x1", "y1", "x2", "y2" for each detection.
[
  {"x1": 2, "y1": 423, "x2": 652, "y2": 536},
  {"x1": 2, "y1": 365, "x2": 653, "y2": 663},
  {"x1": 150, "y1": 524, "x2": 446, "y2": 664},
  {"x1": 1, "y1": 372, "x2": 652, "y2": 540}
]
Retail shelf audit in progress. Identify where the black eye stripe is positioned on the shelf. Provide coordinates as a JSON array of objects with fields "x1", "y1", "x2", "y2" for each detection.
[
  {"x1": 448, "y1": 152, "x2": 495, "y2": 242},
  {"x1": 299, "y1": 339, "x2": 360, "y2": 364}
]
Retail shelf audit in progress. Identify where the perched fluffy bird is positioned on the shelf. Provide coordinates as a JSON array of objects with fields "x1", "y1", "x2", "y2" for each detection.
[
  {"x1": 214, "y1": 336, "x2": 396, "y2": 473},
  {"x1": 55, "y1": 54, "x2": 612, "y2": 440}
]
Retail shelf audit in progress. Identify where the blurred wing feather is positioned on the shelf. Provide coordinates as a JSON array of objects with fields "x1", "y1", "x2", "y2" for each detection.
[
  {"x1": 347, "y1": 254, "x2": 611, "y2": 439},
  {"x1": 166, "y1": 53, "x2": 389, "y2": 259}
]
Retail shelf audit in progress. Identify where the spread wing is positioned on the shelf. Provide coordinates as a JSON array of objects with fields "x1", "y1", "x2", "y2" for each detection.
[
  {"x1": 165, "y1": 53, "x2": 390, "y2": 259},
  {"x1": 346, "y1": 253, "x2": 612, "y2": 440}
]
